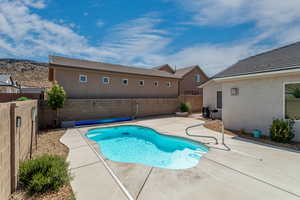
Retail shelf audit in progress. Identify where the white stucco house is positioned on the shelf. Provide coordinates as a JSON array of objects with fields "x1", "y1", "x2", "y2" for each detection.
[{"x1": 200, "y1": 42, "x2": 300, "y2": 141}]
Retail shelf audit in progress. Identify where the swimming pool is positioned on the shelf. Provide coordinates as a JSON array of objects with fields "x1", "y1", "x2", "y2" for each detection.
[{"x1": 86, "y1": 125, "x2": 209, "y2": 170}]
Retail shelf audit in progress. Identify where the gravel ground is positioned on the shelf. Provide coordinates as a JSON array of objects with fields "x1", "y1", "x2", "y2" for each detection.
[
  {"x1": 200, "y1": 118, "x2": 300, "y2": 151},
  {"x1": 10, "y1": 129, "x2": 75, "y2": 200}
]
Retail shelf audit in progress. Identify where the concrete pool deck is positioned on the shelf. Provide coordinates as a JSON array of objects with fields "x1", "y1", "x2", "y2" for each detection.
[{"x1": 60, "y1": 116, "x2": 300, "y2": 200}]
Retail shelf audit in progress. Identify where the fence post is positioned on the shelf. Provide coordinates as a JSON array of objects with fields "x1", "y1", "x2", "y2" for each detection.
[{"x1": 10, "y1": 103, "x2": 17, "y2": 193}]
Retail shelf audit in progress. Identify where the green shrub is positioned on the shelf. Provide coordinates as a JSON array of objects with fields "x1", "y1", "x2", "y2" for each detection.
[
  {"x1": 19, "y1": 155, "x2": 70, "y2": 195},
  {"x1": 270, "y1": 118, "x2": 295, "y2": 143},
  {"x1": 46, "y1": 83, "x2": 66, "y2": 127},
  {"x1": 180, "y1": 102, "x2": 191, "y2": 113},
  {"x1": 292, "y1": 88, "x2": 300, "y2": 98},
  {"x1": 46, "y1": 83, "x2": 66, "y2": 110},
  {"x1": 16, "y1": 97, "x2": 31, "y2": 101}
]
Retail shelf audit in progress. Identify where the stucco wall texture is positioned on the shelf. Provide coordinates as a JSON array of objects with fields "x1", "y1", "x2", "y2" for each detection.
[
  {"x1": 179, "y1": 67, "x2": 207, "y2": 95},
  {"x1": 0, "y1": 100, "x2": 38, "y2": 200},
  {"x1": 0, "y1": 103, "x2": 11, "y2": 200},
  {"x1": 203, "y1": 82, "x2": 222, "y2": 119},
  {"x1": 204, "y1": 75, "x2": 300, "y2": 141},
  {"x1": 54, "y1": 68, "x2": 179, "y2": 99}
]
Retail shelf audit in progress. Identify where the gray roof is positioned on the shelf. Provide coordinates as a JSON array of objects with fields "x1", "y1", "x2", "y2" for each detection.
[
  {"x1": 214, "y1": 41, "x2": 300, "y2": 79},
  {"x1": 0, "y1": 74, "x2": 13, "y2": 86},
  {"x1": 49, "y1": 56, "x2": 181, "y2": 79}
]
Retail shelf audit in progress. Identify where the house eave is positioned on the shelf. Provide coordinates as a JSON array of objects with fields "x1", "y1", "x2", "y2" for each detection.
[
  {"x1": 214, "y1": 67, "x2": 300, "y2": 82},
  {"x1": 199, "y1": 67, "x2": 300, "y2": 88}
]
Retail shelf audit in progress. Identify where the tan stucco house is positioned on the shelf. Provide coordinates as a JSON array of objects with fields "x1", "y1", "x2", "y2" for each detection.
[
  {"x1": 48, "y1": 56, "x2": 207, "y2": 99},
  {"x1": 153, "y1": 64, "x2": 208, "y2": 95},
  {"x1": 200, "y1": 42, "x2": 300, "y2": 141}
]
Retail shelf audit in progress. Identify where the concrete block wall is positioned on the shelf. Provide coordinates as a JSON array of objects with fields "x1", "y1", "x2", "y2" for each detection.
[
  {"x1": 179, "y1": 95, "x2": 203, "y2": 112},
  {"x1": 39, "y1": 98, "x2": 180, "y2": 129},
  {"x1": 12, "y1": 101, "x2": 37, "y2": 189},
  {"x1": 0, "y1": 100, "x2": 38, "y2": 200}
]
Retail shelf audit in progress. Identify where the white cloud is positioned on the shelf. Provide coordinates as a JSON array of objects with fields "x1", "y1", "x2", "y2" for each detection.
[
  {"x1": 175, "y1": 0, "x2": 300, "y2": 27},
  {"x1": 173, "y1": 0, "x2": 300, "y2": 45},
  {"x1": 20, "y1": 0, "x2": 46, "y2": 9},
  {"x1": 1, "y1": 0, "x2": 300, "y2": 77},
  {"x1": 0, "y1": 1, "x2": 172, "y2": 67},
  {"x1": 162, "y1": 42, "x2": 269, "y2": 76},
  {"x1": 0, "y1": 0, "x2": 107, "y2": 58},
  {"x1": 98, "y1": 17, "x2": 172, "y2": 66},
  {"x1": 96, "y1": 19, "x2": 105, "y2": 28}
]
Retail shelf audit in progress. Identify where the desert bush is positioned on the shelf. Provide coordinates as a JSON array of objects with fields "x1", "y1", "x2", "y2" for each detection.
[
  {"x1": 292, "y1": 88, "x2": 300, "y2": 98},
  {"x1": 180, "y1": 102, "x2": 191, "y2": 113},
  {"x1": 19, "y1": 155, "x2": 70, "y2": 195},
  {"x1": 270, "y1": 118, "x2": 295, "y2": 143},
  {"x1": 16, "y1": 97, "x2": 31, "y2": 101}
]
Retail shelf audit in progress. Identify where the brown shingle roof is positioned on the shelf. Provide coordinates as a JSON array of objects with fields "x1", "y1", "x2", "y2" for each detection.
[{"x1": 49, "y1": 56, "x2": 180, "y2": 79}]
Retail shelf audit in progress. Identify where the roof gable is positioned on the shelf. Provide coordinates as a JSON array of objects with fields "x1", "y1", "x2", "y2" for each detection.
[
  {"x1": 175, "y1": 65, "x2": 208, "y2": 80},
  {"x1": 152, "y1": 64, "x2": 174, "y2": 74}
]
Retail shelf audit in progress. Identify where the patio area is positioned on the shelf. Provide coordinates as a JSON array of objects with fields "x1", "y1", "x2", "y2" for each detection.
[{"x1": 61, "y1": 116, "x2": 300, "y2": 200}]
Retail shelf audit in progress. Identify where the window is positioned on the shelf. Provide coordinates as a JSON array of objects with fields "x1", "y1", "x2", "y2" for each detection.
[
  {"x1": 195, "y1": 74, "x2": 201, "y2": 82},
  {"x1": 231, "y1": 87, "x2": 239, "y2": 96},
  {"x1": 285, "y1": 83, "x2": 300, "y2": 120},
  {"x1": 154, "y1": 81, "x2": 159, "y2": 87},
  {"x1": 217, "y1": 91, "x2": 222, "y2": 109},
  {"x1": 139, "y1": 80, "x2": 144, "y2": 86},
  {"x1": 122, "y1": 79, "x2": 128, "y2": 85},
  {"x1": 166, "y1": 82, "x2": 171, "y2": 87},
  {"x1": 102, "y1": 77, "x2": 110, "y2": 84},
  {"x1": 79, "y1": 74, "x2": 87, "y2": 83}
]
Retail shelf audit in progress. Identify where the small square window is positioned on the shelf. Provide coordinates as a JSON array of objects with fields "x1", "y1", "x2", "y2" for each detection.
[
  {"x1": 79, "y1": 75, "x2": 87, "y2": 83},
  {"x1": 231, "y1": 88, "x2": 239, "y2": 96},
  {"x1": 122, "y1": 79, "x2": 128, "y2": 85},
  {"x1": 102, "y1": 77, "x2": 110, "y2": 84},
  {"x1": 139, "y1": 80, "x2": 144, "y2": 86},
  {"x1": 154, "y1": 81, "x2": 159, "y2": 87},
  {"x1": 166, "y1": 82, "x2": 171, "y2": 87}
]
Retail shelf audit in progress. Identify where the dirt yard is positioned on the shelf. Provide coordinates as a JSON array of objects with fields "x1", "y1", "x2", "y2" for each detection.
[{"x1": 200, "y1": 118, "x2": 300, "y2": 151}]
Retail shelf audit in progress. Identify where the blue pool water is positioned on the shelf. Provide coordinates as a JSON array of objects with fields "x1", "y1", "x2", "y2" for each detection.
[{"x1": 86, "y1": 125, "x2": 209, "y2": 170}]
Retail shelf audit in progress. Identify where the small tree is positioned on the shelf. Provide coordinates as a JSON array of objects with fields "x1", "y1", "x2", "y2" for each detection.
[{"x1": 47, "y1": 83, "x2": 66, "y2": 127}]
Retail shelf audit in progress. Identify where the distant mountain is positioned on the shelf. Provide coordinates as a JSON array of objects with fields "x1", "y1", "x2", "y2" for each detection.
[{"x1": 0, "y1": 59, "x2": 51, "y2": 88}]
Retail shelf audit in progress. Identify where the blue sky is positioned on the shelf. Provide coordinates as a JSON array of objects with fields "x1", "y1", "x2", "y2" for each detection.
[{"x1": 1, "y1": 0, "x2": 300, "y2": 76}]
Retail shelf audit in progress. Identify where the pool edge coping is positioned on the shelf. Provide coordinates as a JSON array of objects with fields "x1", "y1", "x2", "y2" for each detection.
[{"x1": 75, "y1": 128, "x2": 135, "y2": 200}]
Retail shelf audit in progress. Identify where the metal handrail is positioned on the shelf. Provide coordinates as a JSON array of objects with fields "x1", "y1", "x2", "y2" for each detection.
[{"x1": 185, "y1": 120, "x2": 225, "y2": 145}]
